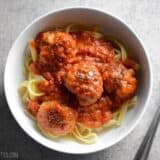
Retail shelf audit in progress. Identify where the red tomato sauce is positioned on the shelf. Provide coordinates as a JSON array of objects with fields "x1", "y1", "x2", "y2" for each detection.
[{"x1": 27, "y1": 30, "x2": 137, "y2": 128}]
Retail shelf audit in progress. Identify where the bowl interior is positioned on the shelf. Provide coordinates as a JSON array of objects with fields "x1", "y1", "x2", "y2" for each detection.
[{"x1": 4, "y1": 8, "x2": 151, "y2": 154}]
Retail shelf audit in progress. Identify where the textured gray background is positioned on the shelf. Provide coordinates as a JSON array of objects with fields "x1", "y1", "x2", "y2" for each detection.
[{"x1": 0, "y1": 0, "x2": 160, "y2": 160}]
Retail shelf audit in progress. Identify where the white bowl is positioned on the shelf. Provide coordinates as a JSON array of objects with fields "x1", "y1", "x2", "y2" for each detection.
[{"x1": 4, "y1": 7, "x2": 152, "y2": 154}]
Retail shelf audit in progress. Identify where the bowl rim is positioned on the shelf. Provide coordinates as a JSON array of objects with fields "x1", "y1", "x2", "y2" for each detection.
[{"x1": 4, "y1": 7, "x2": 152, "y2": 154}]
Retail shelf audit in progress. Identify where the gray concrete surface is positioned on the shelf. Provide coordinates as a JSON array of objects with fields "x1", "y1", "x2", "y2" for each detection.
[{"x1": 0, "y1": 0, "x2": 160, "y2": 159}]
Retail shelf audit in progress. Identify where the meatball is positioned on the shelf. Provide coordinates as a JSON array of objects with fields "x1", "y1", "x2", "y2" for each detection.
[
  {"x1": 42, "y1": 31, "x2": 76, "y2": 48},
  {"x1": 37, "y1": 101, "x2": 77, "y2": 136},
  {"x1": 75, "y1": 31, "x2": 114, "y2": 64},
  {"x1": 103, "y1": 62, "x2": 137, "y2": 99},
  {"x1": 78, "y1": 96, "x2": 112, "y2": 128},
  {"x1": 34, "y1": 31, "x2": 77, "y2": 73},
  {"x1": 63, "y1": 62, "x2": 103, "y2": 106}
]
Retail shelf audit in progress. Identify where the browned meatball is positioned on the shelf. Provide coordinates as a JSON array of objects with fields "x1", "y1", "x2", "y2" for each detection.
[
  {"x1": 103, "y1": 62, "x2": 137, "y2": 99},
  {"x1": 63, "y1": 62, "x2": 103, "y2": 106},
  {"x1": 37, "y1": 32, "x2": 77, "y2": 70},
  {"x1": 78, "y1": 96, "x2": 112, "y2": 128},
  {"x1": 37, "y1": 101, "x2": 77, "y2": 136},
  {"x1": 42, "y1": 31, "x2": 76, "y2": 48}
]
